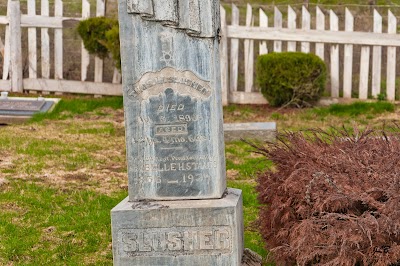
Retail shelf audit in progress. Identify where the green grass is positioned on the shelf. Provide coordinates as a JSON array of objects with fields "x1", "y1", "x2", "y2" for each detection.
[
  {"x1": 225, "y1": 141, "x2": 272, "y2": 180},
  {"x1": 310, "y1": 101, "x2": 395, "y2": 118},
  {"x1": 30, "y1": 96, "x2": 123, "y2": 122},
  {"x1": 2, "y1": 96, "x2": 399, "y2": 265},
  {"x1": 0, "y1": 180, "x2": 127, "y2": 265}
]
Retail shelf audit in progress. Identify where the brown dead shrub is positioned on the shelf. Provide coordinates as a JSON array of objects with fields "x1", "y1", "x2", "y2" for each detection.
[{"x1": 251, "y1": 127, "x2": 400, "y2": 266}]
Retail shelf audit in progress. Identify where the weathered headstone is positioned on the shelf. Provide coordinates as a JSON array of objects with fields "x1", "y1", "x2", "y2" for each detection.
[{"x1": 111, "y1": 0, "x2": 244, "y2": 265}]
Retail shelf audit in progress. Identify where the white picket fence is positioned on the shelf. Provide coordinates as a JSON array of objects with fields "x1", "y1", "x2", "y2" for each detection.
[
  {"x1": 1, "y1": 1, "x2": 400, "y2": 105},
  {"x1": 0, "y1": 0, "x2": 122, "y2": 95},
  {"x1": 219, "y1": 4, "x2": 400, "y2": 105}
]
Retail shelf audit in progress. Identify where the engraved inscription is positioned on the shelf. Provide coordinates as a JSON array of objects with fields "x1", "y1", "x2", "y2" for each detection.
[
  {"x1": 125, "y1": 67, "x2": 212, "y2": 101},
  {"x1": 155, "y1": 123, "x2": 188, "y2": 136},
  {"x1": 128, "y1": 68, "x2": 218, "y2": 198},
  {"x1": 118, "y1": 226, "x2": 232, "y2": 257}
]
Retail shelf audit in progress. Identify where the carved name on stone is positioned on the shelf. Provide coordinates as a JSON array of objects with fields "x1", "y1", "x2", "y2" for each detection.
[
  {"x1": 125, "y1": 67, "x2": 212, "y2": 101},
  {"x1": 118, "y1": 226, "x2": 232, "y2": 257}
]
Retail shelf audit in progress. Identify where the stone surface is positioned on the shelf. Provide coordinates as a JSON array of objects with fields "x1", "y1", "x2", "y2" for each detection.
[
  {"x1": 119, "y1": 0, "x2": 226, "y2": 201},
  {"x1": 224, "y1": 122, "x2": 276, "y2": 142},
  {"x1": 0, "y1": 97, "x2": 59, "y2": 124},
  {"x1": 111, "y1": 188, "x2": 244, "y2": 266},
  {"x1": 0, "y1": 100, "x2": 45, "y2": 111}
]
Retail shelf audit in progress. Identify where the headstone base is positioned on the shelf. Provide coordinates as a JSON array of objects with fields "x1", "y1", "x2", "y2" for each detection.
[{"x1": 111, "y1": 188, "x2": 243, "y2": 266}]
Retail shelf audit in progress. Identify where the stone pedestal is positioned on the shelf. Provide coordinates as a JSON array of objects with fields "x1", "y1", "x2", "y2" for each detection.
[{"x1": 111, "y1": 188, "x2": 243, "y2": 266}]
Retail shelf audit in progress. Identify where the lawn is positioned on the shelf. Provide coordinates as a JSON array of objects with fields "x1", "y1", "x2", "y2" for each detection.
[{"x1": 0, "y1": 96, "x2": 398, "y2": 265}]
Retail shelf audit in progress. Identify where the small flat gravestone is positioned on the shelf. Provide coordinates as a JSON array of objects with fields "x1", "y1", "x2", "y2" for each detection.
[
  {"x1": 224, "y1": 122, "x2": 276, "y2": 142},
  {"x1": 0, "y1": 95, "x2": 57, "y2": 124},
  {"x1": 111, "y1": 0, "x2": 244, "y2": 265}
]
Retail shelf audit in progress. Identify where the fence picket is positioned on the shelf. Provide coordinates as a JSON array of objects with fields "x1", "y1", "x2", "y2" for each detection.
[
  {"x1": 112, "y1": 69, "x2": 122, "y2": 84},
  {"x1": 244, "y1": 4, "x2": 254, "y2": 92},
  {"x1": 259, "y1": 8, "x2": 268, "y2": 55},
  {"x1": 220, "y1": 5, "x2": 228, "y2": 105},
  {"x1": 315, "y1": 7, "x2": 325, "y2": 61},
  {"x1": 287, "y1": 6, "x2": 296, "y2": 52},
  {"x1": 54, "y1": 0, "x2": 63, "y2": 80},
  {"x1": 372, "y1": 9, "x2": 382, "y2": 98},
  {"x1": 2, "y1": 0, "x2": 11, "y2": 80},
  {"x1": 41, "y1": 0, "x2": 50, "y2": 79},
  {"x1": 387, "y1": 10, "x2": 397, "y2": 101},
  {"x1": 330, "y1": 10, "x2": 339, "y2": 98},
  {"x1": 343, "y1": 8, "x2": 354, "y2": 98},
  {"x1": 94, "y1": 0, "x2": 105, "y2": 82},
  {"x1": 230, "y1": 4, "x2": 239, "y2": 92},
  {"x1": 301, "y1": 6, "x2": 310, "y2": 53},
  {"x1": 359, "y1": 46, "x2": 370, "y2": 99},
  {"x1": 27, "y1": 0, "x2": 37, "y2": 79},
  {"x1": 9, "y1": 0, "x2": 22, "y2": 92},
  {"x1": 274, "y1": 7, "x2": 282, "y2": 52},
  {"x1": 81, "y1": 0, "x2": 90, "y2": 81}
]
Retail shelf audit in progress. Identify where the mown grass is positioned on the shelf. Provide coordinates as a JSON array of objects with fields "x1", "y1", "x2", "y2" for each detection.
[
  {"x1": 0, "y1": 179, "x2": 126, "y2": 265},
  {"x1": 30, "y1": 96, "x2": 123, "y2": 123},
  {"x1": 1, "y1": 96, "x2": 398, "y2": 265}
]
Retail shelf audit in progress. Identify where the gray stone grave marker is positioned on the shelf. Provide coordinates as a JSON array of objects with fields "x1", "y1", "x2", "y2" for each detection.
[
  {"x1": 0, "y1": 96, "x2": 58, "y2": 124},
  {"x1": 111, "y1": 0, "x2": 244, "y2": 265}
]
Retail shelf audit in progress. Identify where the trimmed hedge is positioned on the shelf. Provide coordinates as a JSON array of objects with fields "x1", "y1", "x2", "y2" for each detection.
[
  {"x1": 256, "y1": 52, "x2": 327, "y2": 107},
  {"x1": 77, "y1": 17, "x2": 121, "y2": 69}
]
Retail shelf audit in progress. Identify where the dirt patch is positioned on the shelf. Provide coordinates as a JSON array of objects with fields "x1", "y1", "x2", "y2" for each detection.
[
  {"x1": 223, "y1": 104, "x2": 302, "y2": 123},
  {"x1": 0, "y1": 108, "x2": 128, "y2": 195},
  {"x1": 63, "y1": 173, "x2": 90, "y2": 181},
  {"x1": 227, "y1": 169, "x2": 240, "y2": 180}
]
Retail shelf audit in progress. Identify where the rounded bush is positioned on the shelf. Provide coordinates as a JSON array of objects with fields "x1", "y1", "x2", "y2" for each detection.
[
  {"x1": 77, "y1": 17, "x2": 120, "y2": 69},
  {"x1": 256, "y1": 52, "x2": 327, "y2": 107}
]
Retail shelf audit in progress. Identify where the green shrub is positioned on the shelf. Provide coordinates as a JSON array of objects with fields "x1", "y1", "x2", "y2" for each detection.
[
  {"x1": 77, "y1": 17, "x2": 121, "y2": 69},
  {"x1": 256, "y1": 52, "x2": 327, "y2": 107}
]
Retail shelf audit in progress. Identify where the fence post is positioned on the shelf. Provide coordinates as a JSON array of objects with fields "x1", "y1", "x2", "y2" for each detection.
[
  {"x1": 81, "y1": 0, "x2": 90, "y2": 81},
  {"x1": 94, "y1": 0, "x2": 105, "y2": 82},
  {"x1": 27, "y1": 0, "x2": 37, "y2": 79},
  {"x1": 330, "y1": 10, "x2": 339, "y2": 98},
  {"x1": 274, "y1": 7, "x2": 282, "y2": 52},
  {"x1": 2, "y1": 0, "x2": 11, "y2": 81},
  {"x1": 220, "y1": 5, "x2": 228, "y2": 105},
  {"x1": 372, "y1": 9, "x2": 382, "y2": 98},
  {"x1": 386, "y1": 10, "x2": 397, "y2": 101},
  {"x1": 301, "y1": 6, "x2": 310, "y2": 53},
  {"x1": 287, "y1": 6, "x2": 296, "y2": 51},
  {"x1": 41, "y1": 0, "x2": 50, "y2": 79},
  {"x1": 259, "y1": 8, "x2": 268, "y2": 55},
  {"x1": 230, "y1": 4, "x2": 239, "y2": 93},
  {"x1": 244, "y1": 4, "x2": 254, "y2": 93},
  {"x1": 9, "y1": 0, "x2": 23, "y2": 92},
  {"x1": 54, "y1": 0, "x2": 63, "y2": 80},
  {"x1": 343, "y1": 8, "x2": 354, "y2": 98},
  {"x1": 315, "y1": 7, "x2": 325, "y2": 61}
]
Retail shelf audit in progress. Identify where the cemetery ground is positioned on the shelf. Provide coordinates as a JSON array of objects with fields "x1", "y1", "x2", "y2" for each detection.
[{"x1": 0, "y1": 95, "x2": 398, "y2": 265}]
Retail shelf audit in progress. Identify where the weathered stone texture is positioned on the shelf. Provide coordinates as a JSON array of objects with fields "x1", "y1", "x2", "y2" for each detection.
[
  {"x1": 111, "y1": 188, "x2": 244, "y2": 266},
  {"x1": 119, "y1": 0, "x2": 226, "y2": 201},
  {"x1": 224, "y1": 122, "x2": 276, "y2": 142}
]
